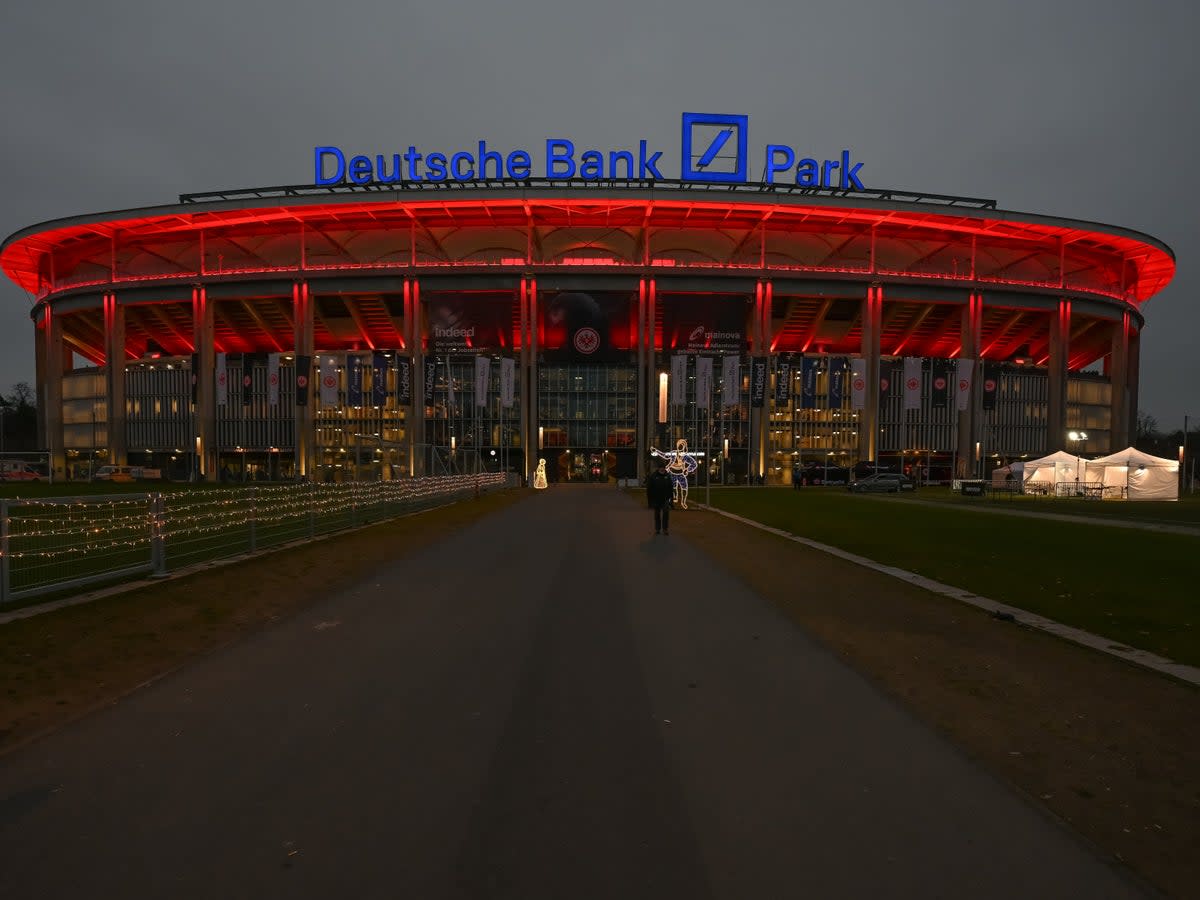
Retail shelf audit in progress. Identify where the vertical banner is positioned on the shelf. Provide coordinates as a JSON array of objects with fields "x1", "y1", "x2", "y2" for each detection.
[
  {"x1": 371, "y1": 352, "x2": 388, "y2": 407},
  {"x1": 828, "y1": 357, "x2": 849, "y2": 408},
  {"x1": 749, "y1": 356, "x2": 768, "y2": 408},
  {"x1": 880, "y1": 361, "x2": 897, "y2": 404},
  {"x1": 241, "y1": 355, "x2": 254, "y2": 407},
  {"x1": 903, "y1": 357, "x2": 923, "y2": 410},
  {"x1": 190, "y1": 353, "x2": 200, "y2": 404},
  {"x1": 722, "y1": 354, "x2": 740, "y2": 407},
  {"x1": 267, "y1": 353, "x2": 281, "y2": 406},
  {"x1": 695, "y1": 357, "x2": 713, "y2": 413},
  {"x1": 423, "y1": 357, "x2": 436, "y2": 404},
  {"x1": 215, "y1": 352, "x2": 228, "y2": 406},
  {"x1": 445, "y1": 358, "x2": 456, "y2": 406},
  {"x1": 982, "y1": 364, "x2": 999, "y2": 411},
  {"x1": 800, "y1": 357, "x2": 819, "y2": 409},
  {"x1": 955, "y1": 358, "x2": 975, "y2": 412},
  {"x1": 396, "y1": 358, "x2": 412, "y2": 406},
  {"x1": 499, "y1": 357, "x2": 515, "y2": 408},
  {"x1": 474, "y1": 355, "x2": 491, "y2": 406},
  {"x1": 931, "y1": 359, "x2": 951, "y2": 410},
  {"x1": 347, "y1": 354, "x2": 365, "y2": 407},
  {"x1": 850, "y1": 357, "x2": 867, "y2": 410},
  {"x1": 319, "y1": 355, "x2": 339, "y2": 405},
  {"x1": 295, "y1": 355, "x2": 310, "y2": 406},
  {"x1": 670, "y1": 354, "x2": 687, "y2": 407},
  {"x1": 774, "y1": 356, "x2": 791, "y2": 404}
]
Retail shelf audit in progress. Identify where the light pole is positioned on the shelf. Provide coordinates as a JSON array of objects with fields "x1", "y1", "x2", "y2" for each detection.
[{"x1": 1067, "y1": 430, "x2": 1088, "y2": 495}]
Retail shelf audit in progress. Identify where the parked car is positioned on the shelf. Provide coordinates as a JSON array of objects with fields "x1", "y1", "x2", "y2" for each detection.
[
  {"x1": 93, "y1": 465, "x2": 162, "y2": 482},
  {"x1": 848, "y1": 473, "x2": 915, "y2": 493}
]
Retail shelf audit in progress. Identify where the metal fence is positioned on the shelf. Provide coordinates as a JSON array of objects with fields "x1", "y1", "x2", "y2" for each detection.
[{"x1": 0, "y1": 474, "x2": 508, "y2": 605}]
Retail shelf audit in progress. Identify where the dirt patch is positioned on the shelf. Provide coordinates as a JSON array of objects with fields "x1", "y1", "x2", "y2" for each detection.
[
  {"x1": 0, "y1": 489, "x2": 525, "y2": 756},
  {"x1": 672, "y1": 505, "x2": 1199, "y2": 899}
]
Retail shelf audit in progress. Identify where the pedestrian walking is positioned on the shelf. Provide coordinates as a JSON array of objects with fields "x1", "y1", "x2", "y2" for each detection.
[{"x1": 647, "y1": 460, "x2": 673, "y2": 535}]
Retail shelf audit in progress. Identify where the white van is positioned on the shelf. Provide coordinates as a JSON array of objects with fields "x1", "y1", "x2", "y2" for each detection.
[{"x1": 0, "y1": 460, "x2": 44, "y2": 482}]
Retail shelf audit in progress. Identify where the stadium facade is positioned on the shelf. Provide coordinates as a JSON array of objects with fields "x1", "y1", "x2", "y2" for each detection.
[{"x1": 0, "y1": 129, "x2": 1175, "y2": 484}]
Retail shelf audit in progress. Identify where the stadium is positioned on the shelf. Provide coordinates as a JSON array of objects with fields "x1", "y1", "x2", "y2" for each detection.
[{"x1": 0, "y1": 175, "x2": 1175, "y2": 485}]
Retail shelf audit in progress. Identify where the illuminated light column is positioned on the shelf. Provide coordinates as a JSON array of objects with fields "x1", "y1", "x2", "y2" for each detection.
[
  {"x1": 525, "y1": 278, "x2": 539, "y2": 481},
  {"x1": 1107, "y1": 310, "x2": 1131, "y2": 451},
  {"x1": 518, "y1": 277, "x2": 536, "y2": 481},
  {"x1": 192, "y1": 286, "x2": 216, "y2": 480},
  {"x1": 751, "y1": 280, "x2": 770, "y2": 479},
  {"x1": 636, "y1": 278, "x2": 648, "y2": 483},
  {"x1": 292, "y1": 281, "x2": 315, "y2": 479},
  {"x1": 858, "y1": 284, "x2": 883, "y2": 463},
  {"x1": 406, "y1": 278, "x2": 425, "y2": 476},
  {"x1": 103, "y1": 293, "x2": 127, "y2": 466},
  {"x1": 1047, "y1": 299, "x2": 1071, "y2": 452},
  {"x1": 645, "y1": 279, "x2": 658, "y2": 465},
  {"x1": 955, "y1": 291, "x2": 983, "y2": 476}
]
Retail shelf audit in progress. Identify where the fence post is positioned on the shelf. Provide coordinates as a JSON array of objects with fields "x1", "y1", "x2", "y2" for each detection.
[
  {"x1": 1, "y1": 499, "x2": 10, "y2": 605},
  {"x1": 351, "y1": 481, "x2": 359, "y2": 528},
  {"x1": 150, "y1": 493, "x2": 167, "y2": 577},
  {"x1": 249, "y1": 486, "x2": 257, "y2": 554}
]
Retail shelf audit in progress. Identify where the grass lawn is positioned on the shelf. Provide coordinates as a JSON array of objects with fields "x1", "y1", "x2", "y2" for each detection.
[
  {"x1": 705, "y1": 487, "x2": 1200, "y2": 666},
  {"x1": 908, "y1": 486, "x2": 1200, "y2": 527}
]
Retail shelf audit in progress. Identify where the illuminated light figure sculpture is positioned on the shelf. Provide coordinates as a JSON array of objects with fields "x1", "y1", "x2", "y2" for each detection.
[
  {"x1": 533, "y1": 458, "x2": 548, "y2": 489},
  {"x1": 651, "y1": 439, "x2": 699, "y2": 509}
]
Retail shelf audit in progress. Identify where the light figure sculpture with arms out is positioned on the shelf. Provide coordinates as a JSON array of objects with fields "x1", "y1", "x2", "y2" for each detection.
[
  {"x1": 533, "y1": 458, "x2": 548, "y2": 489},
  {"x1": 650, "y1": 439, "x2": 699, "y2": 509}
]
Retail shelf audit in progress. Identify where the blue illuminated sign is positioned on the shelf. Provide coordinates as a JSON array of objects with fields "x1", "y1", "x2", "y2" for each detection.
[{"x1": 313, "y1": 113, "x2": 865, "y2": 189}]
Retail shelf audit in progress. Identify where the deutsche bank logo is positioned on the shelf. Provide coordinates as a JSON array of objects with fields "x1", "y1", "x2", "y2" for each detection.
[{"x1": 681, "y1": 112, "x2": 748, "y2": 183}]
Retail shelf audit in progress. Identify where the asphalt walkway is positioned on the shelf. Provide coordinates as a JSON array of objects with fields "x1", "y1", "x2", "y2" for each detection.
[{"x1": 0, "y1": 487, "x2": 1148, "y2": 898}]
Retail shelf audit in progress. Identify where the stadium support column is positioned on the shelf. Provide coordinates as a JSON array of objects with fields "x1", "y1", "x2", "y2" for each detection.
[
  {"x1": 518, "y1": 277, "x2": 532, "y2": 481},
  {"x1": 644, "y1": 280, "x2": 658, "y2": 476},
  {"x1": 406, "y1": 278, "x2": 425, "y2": 477},
  {"x1": 522, "y1": 278, "x2": 540, "y2": 483},
  {"x1": 37, "y1": 304, "x2": 67, "y2": 481},
  {"x1": 1108, "y1": 311, "x2": 1131, "y2": 450},
  {"x1": 636, "y1": 278, "x2": 648, "y2": 483},
  {"x1": 103, "y1": 294, "x2": 127, "y2": 466},
  {"x1": 858, "y1": 284, "x2": 883, "y2": 463},
  {"x1": 1127, "y1": 324, "x2": 1141, "y2": 446},
  {"x1": 955, "y1": 292, "x2": 983, "y2": 477},
  {"x1": 1047, "y1": 299, "x2": 1070, "y2": 452},
  {"x1": 192, "y1": 286, "x2": 216, "y2": 481},
  {"x1": 751, "y1": 281, "x2": 770, "y2": 479},
  {"x1": 292, "y1": 282, "x2": 315, "y2": 479}
]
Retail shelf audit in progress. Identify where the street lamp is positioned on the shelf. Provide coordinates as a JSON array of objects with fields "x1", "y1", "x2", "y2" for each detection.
[{"x1": 1067, "y1": 430, "x2": 1088, "y2": 495}]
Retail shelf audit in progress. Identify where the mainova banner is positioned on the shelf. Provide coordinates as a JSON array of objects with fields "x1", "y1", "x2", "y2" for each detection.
[
  {"x1": 828, "y1": 357, "x2": 849, "y2": 408},
  {"x1": 660, "y1": 293, "x2": 748, "y2": 353},
  {"x1": 670, "y1": 354, "x2": 687, "y2": 407},
  {"x1": 347, "y1": 354, "x2": 365, "y2": 407},
  {"x1": 722, "y1": 354, "x2": 740, "y2": 407},
  {"x1": 499, "y1": 357, "x2": 515, "y2": 408},
  {"x1": 695, "y1": 356, "x2": 713, "y2": 413},
  {"x1": 371, "y1": 352, "x2": 389, "y2": 407}
]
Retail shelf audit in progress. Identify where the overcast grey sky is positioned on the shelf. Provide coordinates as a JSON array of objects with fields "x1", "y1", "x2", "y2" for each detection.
[{"x1": 1, "y1": 0, "x2": 1195, "y2": 428}]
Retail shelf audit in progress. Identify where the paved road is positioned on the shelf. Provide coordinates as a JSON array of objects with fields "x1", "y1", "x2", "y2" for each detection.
[{"x1": 0, "y1": 487, "x2": 1148, "y2": 899}]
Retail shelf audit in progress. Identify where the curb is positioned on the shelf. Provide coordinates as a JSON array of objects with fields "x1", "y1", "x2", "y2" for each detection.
[{"x1": 699, "y1": 504, "x2": 1200, "y2": 688}]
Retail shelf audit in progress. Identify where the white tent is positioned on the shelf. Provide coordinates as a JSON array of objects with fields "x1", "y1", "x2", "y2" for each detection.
[
  {"x1": 1084, "y1": 447, "x2": 1179, "y2": 501},
  {"x1": 1020, "y1": 450, "x2": 1089, "y2": 494},
  {"x1": 991, "y1": 461, "x2": 1024, "y2": 487}
]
